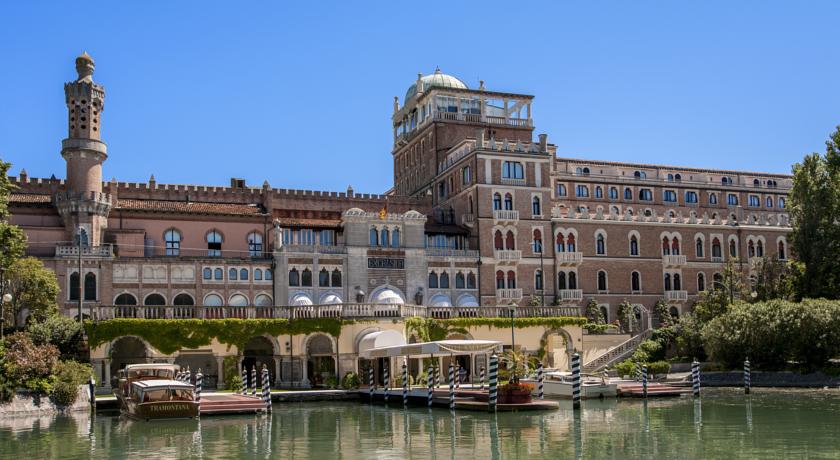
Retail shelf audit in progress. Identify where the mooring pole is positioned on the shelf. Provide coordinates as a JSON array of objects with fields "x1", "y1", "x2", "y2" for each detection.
[
  {"x1": 402, "y1": 360, "x2": 408, "y2": 407},
  {"x1": 537, "y1": 362, "x2": 544, "y2": 400},
  {"x1": 692, "y1": 360, "x2": 701, "y2": 397},
  {"x1": 488, "y1": 353, "x2": 498, "y2": 412},
  {"x1": 368, "y1": 366, "x2": 374, "y2": 403},
  {"x1": 479, "y1": 365, "x2": 485, "y2": 390},
  {"x1": 195, "y1": 368, "x2": 203, "y2": 411},
  {"x1": 744, "y1": 358, "x2": 751, "y2": 395},
  {"x1": 448, "y1": 362, "x2": 455, "y2": 410},
  {"x1": 251, "y1": 366, "x2": 257, "y2": 397},
  {"x1": 384, "y1": 360, "x2": 390, "y2": 405},
  {"x1": 262, "y1": 364, "x2": 271, "y2": 412},
  {"x1": 240, "y1": 366, "x2": 247, "y2": 395},
  {"x1": 571, "y1": 352, "x2": 581, "y2": 410},
  {"x1": 642, "y1": 365, "x2": 648, "y2": 399}
]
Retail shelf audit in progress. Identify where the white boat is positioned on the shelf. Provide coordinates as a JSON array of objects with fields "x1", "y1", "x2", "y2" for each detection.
[{"x1": 523, "y1": 371, "x2": 617, "y2": 399}]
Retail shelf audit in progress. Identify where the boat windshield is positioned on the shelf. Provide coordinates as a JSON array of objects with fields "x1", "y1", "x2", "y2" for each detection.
[{"x1": 141, "y1": 388, "x2": 193, "y2": 403}]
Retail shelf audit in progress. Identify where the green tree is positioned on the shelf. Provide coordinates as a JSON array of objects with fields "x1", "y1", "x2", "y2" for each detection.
[
  {"x1": 0, "y1": 160, "x2": 26, "y2": 283},
  {"x1": 617, "y1": 299, "x2": 635, "y2": 333},
  {"x1": 693, "y1": 258, "x2": 747, "y2": 324},
  {"x1": 584, "y1": 298, "x2": 605, "y2": 324},
  {"x1": 789, "y1": 126, "x2": 840, "y2": 299},
  {"x1": 4, "y1": 257, "x2": 59, "y2": 327},
  {"x1": 750, "y1": 257, "x2": 796, "y2": 302},
  {"x1": 27, "y1": 315, "x2": 85, "y2": 360}
]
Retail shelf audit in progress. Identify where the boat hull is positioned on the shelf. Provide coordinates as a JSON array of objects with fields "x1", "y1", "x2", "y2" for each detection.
[
  {"x1": 523, "y1": 379, "x2": 617, "y2": 399},
  {"x1": 122, "y1": 399, "x2": 199, "y2": 421}
]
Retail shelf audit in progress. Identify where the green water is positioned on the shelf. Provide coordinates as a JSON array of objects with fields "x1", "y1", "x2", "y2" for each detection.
[{"x1": 2, "y1": 389, "x2": 840, "y2": 459}]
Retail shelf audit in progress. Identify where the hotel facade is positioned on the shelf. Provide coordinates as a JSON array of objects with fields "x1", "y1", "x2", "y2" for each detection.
[{"x1": 6, "y1": 55, "x2": 792, "y2": 389}]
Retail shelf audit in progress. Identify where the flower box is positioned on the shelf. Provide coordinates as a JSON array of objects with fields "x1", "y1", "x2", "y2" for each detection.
[{"x1": 498, "y1": 383, "x2": 534, "y2": 404}]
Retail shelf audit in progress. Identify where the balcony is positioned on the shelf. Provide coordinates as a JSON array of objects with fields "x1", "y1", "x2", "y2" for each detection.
[
  {"x1": 500, "y1": 178, "x2": 526, "y2": 186},
  {"x1": 461, "y1": 213, "x2": 475, "y2": 227},
  {"x1": 55, "y1": 244, "x2": 113, "y2": 258},
  {"x1": 557, "y1": 289, "x2": 584, "y2": 303},
  {"x1": 496, "y1": 289, "x2": 523, "y2": 303},
  {"x1": 665, "y1": 290, "x2": 689, "y2": 303},
  {"x1": 494, "y1": 249, "x2": 522, "y2": 263},
  {"x1": 662, "y1": 255, "x2": 687, "y2": 267},
  {"x1": 426, "y1": 248, "x2": 480, "y2": 258},
  {"x1": 711, "y1": 256, "x2": 724, "y2": 263},
  {"x1": 493, "y1": 209, "x2": 519, "y2": 222},
  {"x1": 276, "y1": 244, "x2": 347, "y2": 255},
  {"x1": 556, "y1": 252, "x2": 583, "y2": 266}
]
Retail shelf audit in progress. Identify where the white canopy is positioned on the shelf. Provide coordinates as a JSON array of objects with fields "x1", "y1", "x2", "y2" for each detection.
[
  {"x1": 321, "y1": 293, "x2": 342, "y2": 305},
  {"x1": 362, "y1": 339, "x2": 502, "y2": 359},
  {"x1": 290, "y1": 293, "x2": 313, "y2": 306},
  {"x1": 456, "y1": 294, "x2": 479, "y2": 307},
  {"x1": 358, "y1": 330, "x2": 406, "y2": 357},
  {"x1": 373, "y1": 289, "x2": 404, "y2": 305},
  {"x1": 429, "y1": 294, "x2": 452, "y2": 307}
]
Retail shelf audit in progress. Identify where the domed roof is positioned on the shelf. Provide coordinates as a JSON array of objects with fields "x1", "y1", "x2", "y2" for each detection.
[{"x1": 404, "y1": 68, "x2": 468, "y2": 103}]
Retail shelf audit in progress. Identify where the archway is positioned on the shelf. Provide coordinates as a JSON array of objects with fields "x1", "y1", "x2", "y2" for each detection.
[
  {"x1": 174, "y1": 352, "x2": 218, "y2": 387},
  {"x1": 306, "y1": 334, "x2": 336, "y2": 387},
  {"x1": 242, "y1": 336, "x2": 277, "y2": 388},
  {"x1": 444, "y1": 332, "x2": 474, "y2": 383},
  {"x1": 109, "y1": 336, "x2": 150, "y2": 386},
  {"x1": 541, "y1": 328, "x2": 575, "y2": 371}
]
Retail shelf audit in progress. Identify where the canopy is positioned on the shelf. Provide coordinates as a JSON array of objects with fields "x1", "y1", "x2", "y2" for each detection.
[
  {"x1": 131, "y1": 379, "x2": 194, "y2": 390},
  {"x1": 291, "y1": 293, "x2": 313, "y2": 306},
  {"x1": 429, "y1": 294, "x2": 452, "y2": 307},
  {"x1": 362, "y1": 339, "x2": 502, "y2": 359},
  {"x1": 358, "y1": 330, "x2": 406, "y2": 357},
  {"x1": 321, "y1": 293, "x2": 342, "y2": 305},
  {"x1": 373, "y1": 289, "x2": 404, "y2": 305},
  {"x1": 456, "y1": 294, "x2": 479, "y2": 307}
]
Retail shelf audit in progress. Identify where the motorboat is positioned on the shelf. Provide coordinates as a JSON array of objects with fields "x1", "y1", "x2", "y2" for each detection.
[
  {"x1": 523, "y1": 370, "x2": 617, "y2": 399},
  {"x1": 113, "y1": 364, "x2": 199, "y2": 420}
]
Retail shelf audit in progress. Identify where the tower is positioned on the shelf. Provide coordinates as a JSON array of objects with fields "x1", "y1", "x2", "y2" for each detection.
[{"x1": 56, "y1": 52, "x2": 112, "y2": 247}]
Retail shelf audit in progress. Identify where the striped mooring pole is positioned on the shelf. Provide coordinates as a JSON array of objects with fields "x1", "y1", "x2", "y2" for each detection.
[
  {"x1": 692, "y1": 360, "x2": 701, "y2": 397},
  {"x1": 537, "y1": 362, "x2": 544, "y2": 400},
  {"x1": 571, "y1": 352, "x2": 581, "y2": 410},
  {"x1": 455, "y1": 363, "x2": 461, "y2": 390},
  {"x1": 262, "y1": 365, "x2": 271, "y2": 412},
  {"x1": 635, "y1": 362, "x2": 642, "y2": 382},
  {"x1": 368, "y1": 366, "x2": 374, "y2": 403},
  {"x1": 402, "y1": 361, "x2": 408, "y2": 407},
  {"x1": 251, "y1": 366, "x2": 257, "y2": 397},
  {"x1": 195, "y1": 368, "x2": 203, "y2": 409},
  {"x1": 479, "y1": 366, "x2": 485, "y2": 390},
  {"x1": 384, "y1": 361, "x2": 390, "y2": 404},
  {"x1": 427, "y1": 364, "x2": 434, "y2": 408},
  {"x1": 448, "y1": 363, "x2": 455, "y2": 410},
  {"x1": 240, "y1": 367, "x2": 247, "y2": 395},
  {"x1": 488, "y1": 354, "x2": 498, "y2": 412},
  {"x1": 642, "y1": 365, "x2": 648, "y2": 399},
  {"x1": 744, "y1": 358, "x2": 751, "y2": 395}
]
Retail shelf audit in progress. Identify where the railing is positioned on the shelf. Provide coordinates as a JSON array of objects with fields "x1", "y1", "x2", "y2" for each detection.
[
  {"x1": 55, "y1": 244, "x2": 113, "y2": 258},
  {"x1": 711, "y1": 256, "x2": 724, "y2": 263},
  {"x1": 558, "y1": 289, "x2": 584, "y2": 303},
  {"x1": 495, "y1": 289, "x2": 523, "y2": 302},
  {"x1": 665, "y1": 290, "x2": 689, "y2": 303},
  {"x1": 426, "y1": 248, "x2": 480, "y2": 258},
  {"x1": 556, "y1": 252, "x2": 583, "y2": 265},
  {"x1": 494, "y1": 249, "x2": 522, "y2": 262},
  {"x1": 662, "y1": 255, "x2": 687, "y2": 267},
  {"x1": 492, "y1": 209, "x2": 519, "y2": 221},
  {"x1": 88, "y1": 302, "x2": 583, "y2": 321},
  {"x1": 277, "y1": 245, "x2": 347, "y2": 255},
  {"x1": 461, "y1": 214, "x2": 475, "y2": 226},
  {"x1": 500, "y1": 178, "x2": 526, "y2": 186},
  {"x1": 583, "y1": 329, "x2": 653, "y2": 373},
  {"x1": 433, "y1": 112, "x2": 533, "y2": 128}
]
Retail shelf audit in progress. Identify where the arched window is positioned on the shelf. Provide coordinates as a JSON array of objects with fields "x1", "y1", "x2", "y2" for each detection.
[
  {"x1": 229, "y1": 268, "x2": 238, "y2": 281},
  {"x1": 115, "y1": 293, "x2": 137, "y2": 305},
  {"x1": 265, "y1": 269, "x2": 273, "y2": 280},
  {"x1": 331, "y1": 269, "x2": 342, "y2": 287},
  {"x1": 493, "y1": 193, "x2": 502, "y2": 210},
  {"x1": 672, "y1": 238, "x2": 680, "y2": 255},
  {"x1": 597, "y1": 271, "x2": 607, "y2": 291},
  {"x1": 505, "y1": 231, "x2": 515, "y2": 250},
  {"x1": 440, "y1": 272, "x2": 450, "y2": 289},
  {"x1": 469, "y1": 196, "x2": 474, "y2": 214},
  {"x1": 757, "y1": 240, "x2": 764, "y2": 257},
  {"x1": 631, "y1": 272, "x2": 640, "y2": 292},
  {"x1": 713, "y1": 273, "x2": 724, "y2": 290},
  {"x1": 778, "y1": 240, "x2": 786, "y2": 260},
  {"x1": 568, "y1": 271, "x2": 577, "y2": 289},
  {"x1": 240, "y1": 268, "x2": 249, "y2": 280},
  {"x1": 712, "y1": 238, "x2": 722, "y2": 258},
  {"x1": 504, "y1": 193, "x2": 513, "y2": 210},
  {"x1": 207, "y1": 230, "x2": 223, "y2": 257},
  {"x1": 729, "y1": 240, "x2": 737, "y2": 258},
  {"x1": 535, "y1": 269, "x2": 543, "y2": 291},
  {"x1": 173, "y1": 293, "x2": 194, "y2": 306},
  {"x1": 696, "y1": 238, "x2": 704, "y2": 258},
  {"x1": 709, "y1": 193, "x2": 718, "y2": 205},
  {"x1": 662, "y1": 237, "x2": 671, "y2": 255},
  {"x1": 75, "y1": 228, "x2": 89, "y2": 246},
  {"x1": 629, "y1": 235, "x2": 639, "y2": 256},
  {"x1": 532, "y1": 196, "x2": 541, "y2": 216},
  {"x1": 674, "y1": 273, "x2": 681, "y2": 290},
  {"x1": 556, "y1": 234, "x2": 565, "y2": 253},
  {"x1": 556, "y1": 183, "x2": 567, "y2": 197},
  {"x1": 609, "y1": 187, "x2": 618, "y2": 199},
  {"x1": 667, "y1": 173, "x2": 674, "y2": 182},
  {"x1": 247, "y1": 232, "x2": 263, "y2": 257},
  {"x1": 203, "y1": 267, "x2": 212, "y2": 280},
  {"x1": 596, "y1": 233, "x2": 606, "y2": 255},
  {"x1": 229, "y1": 294, "x2": 248, "y2": 307},
  {"x1": 254, "y1": 269, "x2": 263, "y2": 281},
  {"x1": 254, "y1": 294, "x2": 273, "y2": 307},
  {"x1": 495, "y1": 271, "x2": 505, "y2": 289},
  {"x1": 380, "y1": 229, "x2": 390, "y2": 247},
  {"x1": 748, "y1": 240, "x2": 755, "y2": 258},
  {"x1": 164, "y1": 229, "x2": 181, "y2": 256},
  {"x1": 369, "y1": 228, "x2": 378, "y2": 246},
  {"x1": 455, "y1": 272, "x2": 465, "y2": 289},
  {"x1": 600, "y1": 306, "x2": 609, "y2": 322},
  {"x1": 506, "y1": 271, "x2": 516, "y2": 289},
  {"x1": 466, "y1": 272, "x2": 476, "y2": 289},
  {"x1": 84, "y1": 272, "x2": 96, "y2": 301},
  {"x1": 144, "y1": 294, "x2": 166, "y2": 306},
  {"x1": 698, "y1": 273, "x2": 706, "y2": 291},
  {"x1": 319, "y1": 268, "x2": 330, "y2": 287},
  {"x1": 779, "y1": 197, "x2": 786, "y2": 208},
  {"x1": 428, "y1": 271, "x2": 439, "y2": 288},
  {"x1": 766, "y1": 196, "x2": 773, "y2": 208},
  {"x1": 558, "y1": 272, "x2": 567, "y2": 290},
  {"x1": 391, "y1": 229, "x2": 400, "y2": 247},
  {"x1": 664, "y1": 273, "x2": 672, "y2": 291},
  {"x1": 675, "y1": 174, "x2": 682, "y2": 182},
  {"x1": 533, "y1": 229, "x2": 543, "y2": 253},
  {"x1": 204, "y1": 294, "x2": 223, "y2": 307},
  {"x1": 494, "y1": 230, "x2": 504, "y2": 250},
  {"x1": 594, "y1": 186, "x2": 603, "y2": 199},
  {"x1": 69, "y1": 272, "x2": 80, "y2": 301},
  {"x1": 301, "y1": 268, "x2": 312, "y2": 287},
  {"x1": 624, "y1": 188, "x2": 632, "y2": 200},
  {"x1": 214, "y1": 268, "x2": 223, "y2": 280},
  {"x1": 289, "y1": 268, "x2": 300, "y2": 286}
]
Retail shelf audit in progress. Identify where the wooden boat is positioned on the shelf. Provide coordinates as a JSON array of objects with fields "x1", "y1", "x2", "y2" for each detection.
[
  {"x1": 113, "y1": 364, "x2": 199, "y2": 421},
  {"x1": 523, "y1": 371, "x2": 617, "y2": 399}
]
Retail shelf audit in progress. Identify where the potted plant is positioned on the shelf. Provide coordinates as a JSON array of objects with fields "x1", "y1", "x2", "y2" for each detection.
[{"x1": 498, "y1": 382, "x2": 534, "y2": 404}]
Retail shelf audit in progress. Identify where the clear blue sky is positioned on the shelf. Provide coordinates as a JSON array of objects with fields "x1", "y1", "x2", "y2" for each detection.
[{"x1": 1, "y1": 1, "x2": 838, "y2": 194}]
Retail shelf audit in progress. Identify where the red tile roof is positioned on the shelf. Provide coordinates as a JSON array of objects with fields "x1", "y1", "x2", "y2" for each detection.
[
  {"x1": 9, "y1": 193, "x2": 52, "y2": 204},
  {"x1": 115, "y1": 199, "x2": 266, "y2": 216}
]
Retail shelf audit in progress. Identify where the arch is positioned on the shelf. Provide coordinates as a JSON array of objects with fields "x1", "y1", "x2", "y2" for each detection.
[
  {"x1": 242, "y1": 335, "x2": 280, "y2": 387},
  {"x1": 331, "y1": 268, "x2": 342, "y2": 287},
  {"x1": 144, "y1": 293, "x2": 166, "y2": 306},
  {"x1": 466, "y1": 272, "x2": 477, "y2": 289},
  {"x1": 455, "y1": 293, "x2": 479, "y2": 307},
  {"x1": 568, "y1": 271, "x2": 578, "y2": 289},
  {"x1": 429, "y1": 293, "x2": 453, "y2": 307},
  {"x1": 631, "y1": 271, "x2": 641, "y2": 292},
  {"x1": 597, "y1": 270, "x2": 608, "y2": 291},
  {"x1": 494, "y1": 230, "x2": 504, "y2": 250},
  {"x1": 254, "y1": 294, "x2": 273, "y2": 306},
  {"x1": 109, "y1": 336, "x2": 152, "y2": 382},
  {"x1": 503, "y1": 193, "x2": 513, "y2": 210},
  {"x1": 203, "y1": 293, "x2": 223, "y2": 306},
  {"x1": 428, "y1": 271, "x2": 439, "y2": 288},
  {"x1": 695, "y1": 233, "x2": 705, "y2": 258},
  {"x1": 540, "y1": 328, "x2": 575, "y2": 371},
  {"x1": 505, "y1": 230, "x2": 515, "y2": 250},
  {"x1": 114, "y1": 293, "x2": 137, "y2": 305},
  {"x1": 369, "y1": 285, "x2": 406, "y2": 305},
  {"x1": 557, "y1": 271, "x2": 567, "y2": 290},
  {"x1": 697, "y1": 273, "x2": 706, "y2": 291},
  {"x1": 173, "y1": 293, "x2": 194, "y2": 306},
  {"x1": 84, "y1": 272, "x2": 97, "y2": 301},
  {"x1": 229, "y1": 293, "x2": 249, "y2": 306},
  {"x1": 439, "y1": 272, "x2": 450, "y2": 289},
  {"x1": 628, "y1": 230, "x2": 640, "y2": 256},
  {"x1": 455, "y1": 271, "x2": 466, "y2": 289},
  {"x1": 290, "y1": 292, "x2": 313, "y2": 306},
  {"x1": 777, "y1": 236, "x2": 787, "y2": 260}
]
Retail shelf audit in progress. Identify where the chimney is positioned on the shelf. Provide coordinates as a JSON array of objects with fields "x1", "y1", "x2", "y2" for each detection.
[
  {"x1": 230, "y1": 178, "x2": 246, "y2": 188},
  {"x1": 347, "y1": 185, "x2": 354, "y2": 197},
  {"x1": 19, "y1": 169, "x2": 28, "y2": 182},
  {"x1": 538, "y1": 133, "x2": 548, "y2": 153}
]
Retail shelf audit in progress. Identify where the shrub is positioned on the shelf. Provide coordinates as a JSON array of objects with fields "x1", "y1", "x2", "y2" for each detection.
[
  {"x1": 2, "y1": 332, "x2": 59, "y2": 391},
  {"x1": 613, "y1": 358, "x2": 670, "y2": 378},
  {"x1": 500, "y1": 382, "x2": 534, "y2": 392},
  {"x1": 324, "y1": 376, "x2": 338, "y2": 389},
  {"x1": 223, "y1": 356, "x2": 241, "y2": 390},
  {"x1": 341, "y1": 372, "x2": 360, "y2": 389},
  {"x1": 51, "y1": 360, "x2": 91, "y2": 406},
  {"x1": 614, "y1": 359, "x2": 637, "y2": 378},
  {"x1": 646, "y1": 360, "x2": 671, "y2": 376},
  {"x1": 27, "y1": 315, "x2": 85, "y2": 360}
]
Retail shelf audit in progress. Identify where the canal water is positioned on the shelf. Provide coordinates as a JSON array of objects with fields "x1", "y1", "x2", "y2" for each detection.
[{"x1": 2, "y1": 388, "x2": 840, "y2": 459}]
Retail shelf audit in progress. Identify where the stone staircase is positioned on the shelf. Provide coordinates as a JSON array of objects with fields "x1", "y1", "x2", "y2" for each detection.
[{"x1": 583, "y1": 329, "x2": 653, "y2": 373}]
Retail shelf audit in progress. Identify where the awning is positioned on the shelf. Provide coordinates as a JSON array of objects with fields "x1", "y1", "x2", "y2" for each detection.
[
  {"x1": 358, "y1": 330, "x2": 406, "y2": 357},
  {"x1": 362, "y1": 339, "x2": 502, "y2": 359},
  {"x1": 456, "y1": 294, "x2": 479, "y2": 307},
  {"x1": 429, "y1": 294, "x2": 452, "y2": 307},
  {"x1": 373, "y1": 289, "x2": 404, "y2": 305},
  {"x1": 290, "y1": 293, "x2": 313, "y2": 306},
  {"x1": 321, "y1": 294, "x2": 342, "y2": 305}
]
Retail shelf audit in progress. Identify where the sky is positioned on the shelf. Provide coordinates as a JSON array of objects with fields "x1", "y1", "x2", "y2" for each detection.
[{"x1": 1, "y1": 1, "x2": 838, "y2": 194}]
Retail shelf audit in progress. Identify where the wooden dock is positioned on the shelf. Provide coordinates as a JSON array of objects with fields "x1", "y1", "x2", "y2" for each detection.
[
  {"x1": 617, "y1": 382, "x2": 689, "y2": 398},
  {"x1": 361, "y1": 388, "x2": 559, "y2": 411},
  {"x1": 199, "y1": 394, "x2": 267, "y2": 415}
]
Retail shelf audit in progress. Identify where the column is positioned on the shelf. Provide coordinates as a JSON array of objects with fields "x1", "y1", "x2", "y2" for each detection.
[
  {"x1": 103, "y1": 358, "x2": 112, "y2": 390},
  {"x1": 274, "y1": 355, "x2": 282, "y2": 387},
  {"x1": 216, "y1": 356, "x2": 226, "y2": 390}
]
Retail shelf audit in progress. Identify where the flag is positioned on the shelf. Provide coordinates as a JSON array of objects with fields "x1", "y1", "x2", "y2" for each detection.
[{"x1": 379, "y1": 202, "x2": 388, "y2": 220}]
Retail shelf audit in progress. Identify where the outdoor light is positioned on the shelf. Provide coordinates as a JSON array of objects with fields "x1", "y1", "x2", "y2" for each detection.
[{"x1": 1, "y1": 294, "x2": 10, "y2": 303}]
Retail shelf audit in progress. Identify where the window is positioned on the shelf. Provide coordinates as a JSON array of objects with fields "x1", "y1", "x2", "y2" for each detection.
[
  {"x1": 301, "y1": 268, "x2": 312, "y2": 287},
  {"x1": 634, "y1": 171, "x2": 646, "y2": 179},
  {"x1": 638, "y1": 189, "x2": 652, "y2": 201},
  {"x1": 319, "y1": 230, "x2": 335, "y2": 246},
  {"x1": 729, "y1": 240, "x2": 737, "y2": 258},
  {"x1": 766, "y1": 197, "x2": 773, "y2": 208},
  {"x1": 265, "y1": 269, "x2": 273, "y2": 280},
  {"x1": 674, "y1": 274, "x2": 681, "y2": 290},
  {"x1": 662, "y1": 237, "x2": 671, "y2": 256},
  {"x1": 438, "y1": 182, "x2": 446, "y2": 198},
  {"x1": 173, "y1": 294, "x2": 194, "y2": 306},
  {"x1": 753, "y1": 179, "x2": 760, "y2": 187},
  {"x1": 556, "y1": 183, "x2": 567, "y2": 197},
  {"x1": 597, "y1": 271, "x2": 608, "y2": 291},
  {"x1": 289, "y1": 268, "x2": 300, "y2": 287},
  {"x1": 721, "y1": 176, "x2": 732, "y2": 185},
  {"x1": 144, "y1": 294, "x2": 166, "y2": 306},
  {"x1": 675, "y1": 174, "x2": 682, "y2": 182},
  {"x1": 254, "y1": 294, "x2": 272, "y2": 307},
  {"x1": 595, "y1": 186, "x2": 603, "y2": 199},
  {"x1": 428, "y1": 271, "x2": 439, "y2": 289},
  {"x1": 504, "y1": 194, "x2": 513, "y2": 210},
  {"x1": 494, "y1": 230, "x2": 504, "y2": 250},
  {"x1": 240, "y1": 268, "x2": 249, "y2": 280},
  {"x1": 506, "y1": 271, "x2": 516, "y2": 289},
  {"x1": 229, "y1": 268, "x2": 238, "y2": 281},
  {"x1": 502, "y1": 161, "x2": 524, "y2": 179},
  {"x1": 214, "y1": 268, "x2": 223, "y2": 280},
  {"x1": 535, "y1": 270, "x2": 543, "y2": 291},
  {"x1": 207, "y1": 230, "x2": 223, "y2": 257},
  {"x1": 672, "y1": 238, "x2": 681, "y2": 255},
  {"x1": 696, "y1": 238, "x2": 704, "y2": 258},
  {"x1": 229, "y1": 294, "x2": 248, "y2": 307},
  {"x1": 629, "y1": 235, "x2": 639, "y2": 256},
  {"x1": 576, "y1": 185, "x2": 589, "y2": 197},
  {"x1": 462, "y1": 166, "x2": 471, "y2": 185},
  {"x1": 369, "y1": 228, "x2": 379, "y2": 246},
  {"x1": 568, "y1": 272, "x2": 577, "y2": 289},
  {"x1": 391, "y1": 229, "x2": 400, "y2": 247},
  {"x1": 115, "y1": 293, "x2": 137, "y2": 305},
  {"x1": 667, "y1": 173, "x2": 674, "y2": 182},
  {"x1": 247, "y1": 232, "x2": 263, "y2": 257},
  {"x1": 319, "y1": 269, "x2": 330, "y2": 287},
  {"x1": 624, "y1": 188, "x2": 632, "y2": 200},
  {"x1": 204, "y1": 294, "x2": 223, "y2": 307},
  {"x1": 495, "y1": 271, "x2": 505, "y2": 289},
  {"x1": 596, "y1": 233, "x2": 606, "y2": 255},
  {"x1": 380, "y1": 229, "x2": 390, "y2": 247},
  {"x1": 698, "y1": 273, "x2": 706, "y2": 291},
  {"x1": 778, "y1": 197, "x2": 786, "y2": 208},
  {"x1": 532, "y1": 196, "x2": 541, "y2": 216},
  {"x1": 203, "y1": 268, "x2": 212, "y2": 280},
  {"x1": 778, "y1": 241, "x2": 786, "y2": 260},
  {"x1": 664, "y1": 190, "x2": 677, "y2": 202},
  {"x1": 727, "y1": 194, "x2": 739, "y2": 206},
  {"x1": 331, "y1": 269, "x2": 342, "y2": 287},
  {"x1": 685, "y1": 191, "x2": 698, "y2": 203},
  {"x1": 555, "y1": 234, "x2": 565, "y2": 253},
  {"x1": 80, "y1": 272, "x2": 96, "y2": 301},
  {"x1": 456, "y1": 272, "x2": 465, "y2": 289},
  {"x1": 664, "y1": 273, "x2": 672, "y2": 291},
  {"x1": 557, "y1": 272, "x2": 567, "y2": 290},
  {"x1": 164, "y1": 229, "x2": 181, "y2": 256},
  {"x1": 255, "y1": 269, "x2": 263, "y2": 281},
  {"x1": 631, "y1": 272, "x2": 641, "y2": 292},
  {"x1": 567, "y1": 234, "x2": 576, "y2": 252},
  {"x1": 493, "y1": 193, "x2": 502, "y2": 210},
  {"x1": 709, "y1": 193, "x2": 718, "y2": 205},
  {"x1": 712, "y1": 238, "x2": 722, "y2": 259},
  {"x1": 533, "y1": 229, "x2": 543, "y2": 253},
  {"x1": 75, "y1": 228, "x2": 89, "y2": 246},
  {"x1": 466, "y1": 272, "x2": 476, "y2": 289},
  {"x1": 749, "y1": 195, "x2": 760, "y2": 207},
  {"x1": 505, "y1": 231, "x2": 515, "y2": 250},
  {"x1": 609, "y1": 187, "x2": 619, "y2": 199}
]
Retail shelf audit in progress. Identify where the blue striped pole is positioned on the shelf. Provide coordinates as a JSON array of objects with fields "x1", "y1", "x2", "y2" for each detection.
[
  {"x1": 537, "y1": 362, "x2": 544, "y2": 400},
  {"x1": 195, "y1": 368, "x2": 202, "y2": 411},
  {"x1": 185, "y1": 367, "x2": 191, "y2": 385},
  {"x1": 427, "y1": 364, "x2": 434, "y2": 408},
  {"x1": 240, "y1": 366, "x2": 247, "y2": 395},
  {"x1": 262, "y1": 365, "x2": 271, "y2": 412},
  {"x1": 251, "y1": 366, "x2": 257, "y2": 397},
  {"x1": 635, "y1": 362, "x2": 642, "y2": 382},
  {"x1": 448, "y1": 363, "x2": 455, "y2": 410},
  {"x1": 744, "y1": 358, "x2": 751, "y2": 395},
  {"x1": 368, "y1": 366, "x2": 374, "y2": 403},
  {"x1": 642, "y1": 365, "x2": 648, "y2": 399},
  {"x1": 384, "y1": 361, "x2": 390, "y2": 404},
  {"x1": 479, "y1": 366, "x2": 485, "y2": 390},
  {"x1": 571, "y1": 352, "x2": 581, "y2": 409},
  {"x1": 402, "y1": 361, "x2": 408, "y2": 407},
  {"x1": 488, "y1": 354, "x2": 498, "y2": 412},
  {"x1": 692, "y1": 360, "x2": 701, "y2": 397}
]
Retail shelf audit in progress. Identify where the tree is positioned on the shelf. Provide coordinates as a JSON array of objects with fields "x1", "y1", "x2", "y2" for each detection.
[
  {"x1": 617, "y1": 299, "x2": 635, "y2": 333},
  {"x1": 789, "y1": 126, "x2": 840, "y2": 299},
  {"x1": 4, "y1": 257, "x2": 59, "y2": 327},
  {"x1": 27, "y1": 315, "x2": 84, "y2": 360},
  {"x1": 750, "y1": 257, "x2": 796, "y2": 302},
  {"x1": 653, "y1": 298, "x2": 672, "y2": 327},
  {"x1": 0, "y1": 160, "x2": 26, "y2": 280},
  {"x1": 584, "y1": 298, "x2": 605, "y2": 324},
  {"x1": 693, "y1": 258, "x2": 747, "y2": 324}
]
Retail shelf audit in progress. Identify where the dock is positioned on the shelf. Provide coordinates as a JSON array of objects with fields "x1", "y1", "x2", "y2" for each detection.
[
  {"x1": 199, "y1": 394, "x2": 267, "y2": 415},
  {"x1": 616, "y1": 382, "x2": 689, "y2": 398},
  {"x1": 360, "y1": 388, "x2": 560, "y2": 411}
]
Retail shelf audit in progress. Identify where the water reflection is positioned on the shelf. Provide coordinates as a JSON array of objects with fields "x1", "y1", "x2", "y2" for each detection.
[{"x1": 2, "y1": 389, "x2": 840, "y2": 459}]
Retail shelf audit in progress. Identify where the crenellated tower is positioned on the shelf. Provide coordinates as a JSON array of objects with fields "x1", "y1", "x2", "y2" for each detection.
[{"x1": 55, "y1": 52, "x2": 112, "y2": 248}]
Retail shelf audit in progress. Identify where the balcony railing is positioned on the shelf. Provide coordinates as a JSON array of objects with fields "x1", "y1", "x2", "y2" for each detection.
[
  {"x1": 665, "y1": 290, "x2": 689, "y2": 303},
  {"x1": 500, "y1": 178, "x2": 526, "y2": 186},
  {"x1": 496, "y1": 288, "x2": 523, "y2": 302},
  {"x1": 461, "y1": 213, "x2": 475, "y2": 227},
  {"x1": 85, "y1": 302, "x2": 583, "y2": 321},
  {"x1": 433, "y1": 111, "x2": 533, "y2": 128},
  {"x1": 492, "y1": 209, "x2": 519, "y2": 222},
  {"x1": 558, "y1": 289, "x2": 584, "y2": 303},
  {"x1": 662, "y1": 255, "x2": 687, "y2": 267},
  {"x1": 55, "y1": 244, "x2": 113, "y2": 258},
  {"x1": 556, "y1": 252, "x2": 583, "y2": 265},
  {"x1": 277, "y1": 245, "x2": 347, "y2": 255},
  {"x1": 494, "y1": 249, "x2": 522, "y2": 262},
  {"x1": 426, "y1": 248, "x2": 480, "y2": 258},
  {"x1": 711, "y1": 256, "x2": 724, "y2": 263}
]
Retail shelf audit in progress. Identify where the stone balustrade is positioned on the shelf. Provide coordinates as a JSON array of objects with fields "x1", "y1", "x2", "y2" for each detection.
[
  {"x1": 492, "y1": 209, "x2": 519, "y2": 222},
  {"x1": 494, "y1": 249, "x2": 522, "y2": 262},
  {"x1": 556, "y1": 252, "x2": 583, "y2": 265},
  {"x1": 662, "y1": 254, "x2": 687, "y2": 267},
  {"x1": 664, "y1": 290, "x2": 689, "y2": 303},
  {"x1": 55, "y1": 244, "x2": 114, "y2": 258}
]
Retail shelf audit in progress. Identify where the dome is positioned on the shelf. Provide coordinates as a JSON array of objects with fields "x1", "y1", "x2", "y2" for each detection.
[{"x1": 404, "y1": 68, "x2": 468, "y2": 103}]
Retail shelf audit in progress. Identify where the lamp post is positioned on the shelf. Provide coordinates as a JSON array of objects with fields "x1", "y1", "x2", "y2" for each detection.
[{"x1": 509, "y1": 304, "x2": 518, "y2": 384}]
